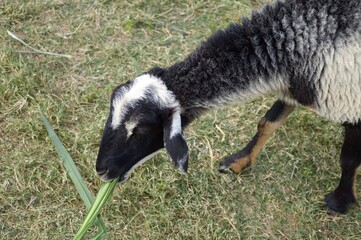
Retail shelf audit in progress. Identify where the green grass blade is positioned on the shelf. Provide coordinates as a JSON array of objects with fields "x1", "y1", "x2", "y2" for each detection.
[
  {"x1": 73, "y1": 178, "x2": 119, "y2": 240},
  {"x1": 131, "y1": 57, "x2": 143, "y2": 75},
  {"x1": 7, "y1": 30, "x2": 72, "y2": 59},
  {"x1": 39, "y1": 108, "x2": 106, "y2": 238}
]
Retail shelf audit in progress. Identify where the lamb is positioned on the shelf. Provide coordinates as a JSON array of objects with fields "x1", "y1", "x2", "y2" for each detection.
[{"x1": 96, "y1": 0, "x2": 361, "y2": 213}]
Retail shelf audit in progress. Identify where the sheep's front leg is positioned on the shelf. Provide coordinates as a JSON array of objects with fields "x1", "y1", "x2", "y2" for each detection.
[
  {"x1": 219, "y1": 100, "x2": 294, "y2": 173},
  {"x1": 325, "y1": 123, "x2": 361, "y2": 213}
]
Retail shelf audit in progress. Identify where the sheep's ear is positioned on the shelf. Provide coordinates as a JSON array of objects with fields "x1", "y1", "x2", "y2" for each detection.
[{"x1": 163, "y1": 110, "x2": 189, "y2": 173}]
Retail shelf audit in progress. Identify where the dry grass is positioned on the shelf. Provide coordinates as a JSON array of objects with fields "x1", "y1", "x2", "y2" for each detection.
[{"x1": 1, "y1": 0, "x2": 360, "y2": 239}]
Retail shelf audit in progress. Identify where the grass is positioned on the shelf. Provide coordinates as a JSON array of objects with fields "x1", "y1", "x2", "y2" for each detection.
[
  {"x1": 40, "y1": 109, "x2": 108, "y2": 239},
  {"x1": 1, "y1": 0, "x2": 360, "y2": 239},
  {"x1": 73, "y1": 178, "x2": 118, "y2": 240}
]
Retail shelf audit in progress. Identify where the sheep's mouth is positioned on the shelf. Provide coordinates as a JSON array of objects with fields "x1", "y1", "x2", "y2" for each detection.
[
  {"x1": 97, "y1": 168, "x2": 107, "y2": 176},
  {"x1": 98, "y1": 169, "x2": 113, "y2": 182},
  {"x1": 97, "y1": 150, "x2": 162, "y2": 183},
  {"x1": 98, "y1": 171, "x2": 128, "y2": 183}
]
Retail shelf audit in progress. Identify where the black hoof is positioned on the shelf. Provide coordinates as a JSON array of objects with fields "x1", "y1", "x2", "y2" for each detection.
[
  {"x1": 218, "y1": 152, "x2": 252, "y2": 174},
  {"x1": 325, "y1": 191, "x2": 358, "y2": 214},
  {"x1": 218, "y1": 163, "x2": 232, "y2": 173}
]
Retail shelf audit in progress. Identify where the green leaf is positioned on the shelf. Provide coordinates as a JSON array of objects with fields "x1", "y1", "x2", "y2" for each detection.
[
  {"x1": 39, "y1": 108, "x2": 106, "y2": 239},
  {"x1": 73, "y1": 179, "x2": 119, "y2": 240}
]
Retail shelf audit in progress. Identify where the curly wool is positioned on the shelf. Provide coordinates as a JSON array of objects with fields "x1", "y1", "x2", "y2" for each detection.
[{"x1": 149, "y1": 0, "x2": 361, "y2": 124}]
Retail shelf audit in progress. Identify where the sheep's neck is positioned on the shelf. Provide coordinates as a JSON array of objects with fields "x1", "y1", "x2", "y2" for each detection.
[{"x1": 148, "y1": 23, "x2": 287, "y2": 124}]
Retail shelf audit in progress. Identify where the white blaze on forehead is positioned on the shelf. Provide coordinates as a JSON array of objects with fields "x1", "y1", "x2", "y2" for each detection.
[{"x1": 111, "y1": 74, "x2": 179, "y2": 129}]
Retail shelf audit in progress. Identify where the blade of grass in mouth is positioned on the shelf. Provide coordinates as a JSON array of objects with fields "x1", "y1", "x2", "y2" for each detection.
[{"x1": 73, "y1": 178, "x2": 119, "y2": 240}]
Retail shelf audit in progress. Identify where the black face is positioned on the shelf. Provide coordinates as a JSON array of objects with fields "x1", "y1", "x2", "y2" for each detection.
[
  {"x1": 96, "y1": 77, "x2": 189, "y2": 182},
  {"x1": 96, "y1": 102, "x2": 165, "y2": 182}
]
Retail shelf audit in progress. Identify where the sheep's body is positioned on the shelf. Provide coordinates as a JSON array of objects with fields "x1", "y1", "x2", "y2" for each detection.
[
  {"x1": 98, "y1": 0, "x2": 361, "y2": 213},
  {"x1": 148, "y1": 0, "x2": 361, "y2": 125}
]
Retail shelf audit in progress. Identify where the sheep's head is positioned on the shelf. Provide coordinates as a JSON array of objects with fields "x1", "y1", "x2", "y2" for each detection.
[{"x1": 96, "y1": 74, "x2": 188, "y2": 182}]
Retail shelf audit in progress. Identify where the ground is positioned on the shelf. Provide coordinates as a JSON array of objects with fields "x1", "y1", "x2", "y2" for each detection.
[{"x1": 1, "y1": 0, "x2": 360, "y2": 239}]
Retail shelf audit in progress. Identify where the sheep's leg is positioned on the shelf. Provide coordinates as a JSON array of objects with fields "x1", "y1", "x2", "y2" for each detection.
[
  {"x1": 325, "y1": 123, "x2": 361, "y2": 213},
  {"x1": 219, "y1": 100, "x2": 294, "y2": 173}
]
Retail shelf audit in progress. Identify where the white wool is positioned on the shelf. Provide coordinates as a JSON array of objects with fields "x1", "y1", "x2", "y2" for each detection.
[
  {"x1": 169, "y1": 110, "x2": 182, "y2": 139},
  {"x1": 125, "y1": 119, "x2": 139, "y2": 139},
  {"x1": 315, "y1": 35, "x2": 361, "y2": 123}
]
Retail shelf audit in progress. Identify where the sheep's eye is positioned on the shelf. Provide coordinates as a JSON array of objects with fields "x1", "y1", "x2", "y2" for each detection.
[
  {"x1": 134, "y1": 126, "x2": 151, "y2": 134},
  {"x1": 126, "y1": 127, "x2": 147, "y2": 142}
]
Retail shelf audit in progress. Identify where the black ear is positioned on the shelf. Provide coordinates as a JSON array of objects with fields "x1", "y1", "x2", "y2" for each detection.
[{"x1": 163, "y1": 110, "x2": 189, "y2": 173}]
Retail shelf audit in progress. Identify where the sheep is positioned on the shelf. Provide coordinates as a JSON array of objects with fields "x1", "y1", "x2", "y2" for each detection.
[{"x1": 96, "y1": 0, "x2": 361, "y2": 214}]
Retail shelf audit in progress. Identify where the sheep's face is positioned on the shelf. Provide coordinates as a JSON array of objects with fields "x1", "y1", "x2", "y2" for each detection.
[{"x1": 96, "y1": 74, "x2": 188, "y2": 182}]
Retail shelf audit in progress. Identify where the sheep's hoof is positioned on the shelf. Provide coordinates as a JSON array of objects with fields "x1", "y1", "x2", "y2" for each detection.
[
  {"x1": 218, "y1": 152, "x2": 252, "y2": 174},
  {"x1": 325, "y1": 190, "x2": 359, "y2": 214},
  {"x1": 218, "y1": 164, "x2": 233, "y2": 173}
]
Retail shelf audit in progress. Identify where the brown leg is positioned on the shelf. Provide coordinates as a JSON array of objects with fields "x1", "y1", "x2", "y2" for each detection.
[{"x1": 219, "y1": 100, "x2": 295, "y2": 173}]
